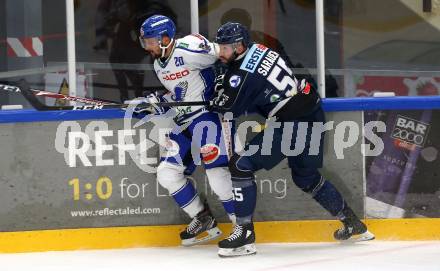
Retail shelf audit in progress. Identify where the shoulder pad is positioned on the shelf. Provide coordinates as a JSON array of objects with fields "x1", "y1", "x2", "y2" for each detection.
[{"x1": 176, "y1": 34, "x2": 211, "y2": 53}]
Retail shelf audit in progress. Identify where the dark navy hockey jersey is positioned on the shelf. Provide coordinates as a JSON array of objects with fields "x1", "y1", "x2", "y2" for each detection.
[{"x1": 212, "y1": 43, "x2": 320, "y2": 121}]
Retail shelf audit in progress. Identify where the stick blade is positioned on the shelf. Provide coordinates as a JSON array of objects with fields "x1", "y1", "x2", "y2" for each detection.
[{"x1": 17, "y1": 79, "x2": 47, "y2": 110}]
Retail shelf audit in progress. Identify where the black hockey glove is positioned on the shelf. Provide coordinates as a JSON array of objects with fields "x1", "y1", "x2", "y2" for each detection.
[
  {"x1": 214, "y1": 74, "x2": 225, "y2": 93},
  {"x1": 208, "y1": 91, "x2": 229, "y2": 113}
]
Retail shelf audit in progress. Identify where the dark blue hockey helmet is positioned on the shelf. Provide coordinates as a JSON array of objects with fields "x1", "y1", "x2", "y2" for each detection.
[
  {"x1": 215, "y1": 22, "x2": 250, "y2": 47},
  {"x1": 140, "y1": 15, "x2": 176, "y2": 40}
]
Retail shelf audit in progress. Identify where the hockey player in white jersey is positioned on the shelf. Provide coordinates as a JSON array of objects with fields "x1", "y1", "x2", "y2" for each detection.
[{"x1": 138, "y1": 15, "x2": 235, "y2": 246}]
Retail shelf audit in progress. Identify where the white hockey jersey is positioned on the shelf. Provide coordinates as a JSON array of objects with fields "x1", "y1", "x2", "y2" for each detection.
[{"x1": 154, "y1": 34, "x2": 218, "y2": 122}]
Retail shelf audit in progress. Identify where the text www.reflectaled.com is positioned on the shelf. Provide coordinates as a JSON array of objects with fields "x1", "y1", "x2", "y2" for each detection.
[{"x1": 70, "y1": 206, "x2": 161, "y2": 217}]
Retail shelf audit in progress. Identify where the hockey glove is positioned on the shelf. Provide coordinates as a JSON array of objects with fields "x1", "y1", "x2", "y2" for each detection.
[
  {"x1": 285, "y1": 78, "x2": 311, "y2": 97},
  {"x1": 214, "y1": 74, "x2": 225, "y2": 93},
  {"x1": 128, "y1": 93, "x2": 167, "y2": 116},
  {"x1": 207, "y1": 91, "x2": 229, "y2": 113}
]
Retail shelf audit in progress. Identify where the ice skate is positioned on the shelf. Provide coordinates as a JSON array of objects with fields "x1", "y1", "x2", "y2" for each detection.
[
  {"x1": 218, "y1": 223, "x2": 256, "y2": 257},
  {"x1": 335, "y1": 207, "x2": 375, "y2": 242},
  {"x1": 180, "y1": 204, "x2": 222, "y2": 246}
]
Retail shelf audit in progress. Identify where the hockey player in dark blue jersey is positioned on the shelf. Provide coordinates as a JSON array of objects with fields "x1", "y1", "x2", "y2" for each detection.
[{"x1": 208, "y1": 22, "x2": 375, "y2": 257}]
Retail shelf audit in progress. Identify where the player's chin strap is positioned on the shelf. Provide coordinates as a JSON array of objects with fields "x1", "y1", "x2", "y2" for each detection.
[
  {"x1": 232, "y1": 44, "x2": 248, "y2": 61},
  {"x1": 159, "y1": 38, "x2": 174, "y2": 58}
]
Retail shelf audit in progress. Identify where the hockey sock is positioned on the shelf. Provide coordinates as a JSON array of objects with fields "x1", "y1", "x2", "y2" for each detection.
[
  {"x1": 171, "y1": 179, "x2": 203, "y2": 217},
  {"x1": 312, "y1": 180, "x2": 345, "y2": 217},
  {"x1": 232, "y1": 180, "x2": 257, "y2": 225},
  {"x1": 221, "y1": 198, "x2": 235, "y2": 220}
]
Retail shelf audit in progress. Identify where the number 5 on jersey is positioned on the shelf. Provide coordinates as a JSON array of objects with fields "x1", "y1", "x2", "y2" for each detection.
[
  {"x1": 232, "y1": 187, "x2": 243, "y2": 201},
  {"x1": 267, "y1": 57, "x2": 299, "y2": 96}
]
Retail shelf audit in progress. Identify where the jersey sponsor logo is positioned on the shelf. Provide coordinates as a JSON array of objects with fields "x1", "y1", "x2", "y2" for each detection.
[
  {"x1": 163, "y1": 69, "x2": 190, "y2": 80},
  {"x1": 176, "y1": 106, "x2": 193, "y2": 119},
  {"x1": 270, "y1": 94, "x2": 281, "y2": 102},
  {"x1": 178, "y1": 42, "x2": 189, "y2": 48},
  {"x1": 201, "y1": 144, "x2": 220, "y2": 164},
  {"x1": 229, "y1": 75, "x2": 241, "y2": 88},
  {"x1": 302, "y1": 82, "x2": 311, "y2": 94},
  {"x1": 240, "y1": 44, "x2": 268, "y2": 73}
]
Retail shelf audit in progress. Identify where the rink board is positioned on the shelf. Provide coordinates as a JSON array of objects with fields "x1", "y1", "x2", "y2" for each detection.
[
  {"x1": 0, "y1": 219, "x2": 440, "y2": 253},
  {"x1": 0, "y1": 97, "x2": 439, "y2": 252}
]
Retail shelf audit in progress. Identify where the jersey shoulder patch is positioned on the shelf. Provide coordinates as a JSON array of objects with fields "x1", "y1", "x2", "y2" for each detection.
[
  {"x1": 240, "y1": 44, "x2": 269, "y2": 73},
  {"x1": 228, "y1": 74, "x2": 242, "y2": 88},
  {"x1": 176, "y1": 35, "x2": 211, "y2": 54}
]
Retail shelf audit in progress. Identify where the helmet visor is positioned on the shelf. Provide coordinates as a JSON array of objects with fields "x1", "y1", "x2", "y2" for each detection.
[{"x1": 139, "y1": 37, "x2": 160, "y2": 50}]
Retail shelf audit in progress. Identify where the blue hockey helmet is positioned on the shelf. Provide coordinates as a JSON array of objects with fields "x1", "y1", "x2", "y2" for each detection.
[
  {"x1": 215, "y1": 22, "x2": 250, "y2": 47},
  {"x1": 140, "y1": 15, "x2": 176, "y2": 40}
]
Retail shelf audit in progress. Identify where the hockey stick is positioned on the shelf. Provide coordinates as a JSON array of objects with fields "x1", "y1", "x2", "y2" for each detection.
[
  {"x1": 1, "y1": 82, "x2": 209, "y2": 111},
  {"x1": 0, "y1": 82, "x2": 119, "y2": 109},
  {"x1": 32, "y1": 90, "x2": 116, "y2": 105},
  {"x1": 0, "y1": 83, "x2": 116, "y2": 105}
]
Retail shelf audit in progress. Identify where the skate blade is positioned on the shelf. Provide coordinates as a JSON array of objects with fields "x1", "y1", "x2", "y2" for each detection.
[
  {"x1": 342, "y1": 230, "x2": 375, "y2": 243},
  {"x1": 181, "y1": 227, "x2": 222, "y2": 247},
  {"x1": 218, "y1": 244, "x2": 257, "y2": 258}
]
